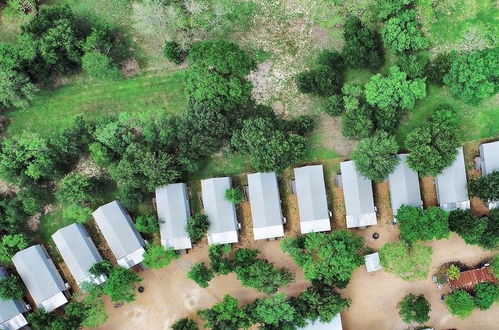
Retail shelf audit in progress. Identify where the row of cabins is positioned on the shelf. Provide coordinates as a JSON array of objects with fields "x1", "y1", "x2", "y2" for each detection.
[{"x1": 2, "y1": 142, "x2": 497, "y2": 329}]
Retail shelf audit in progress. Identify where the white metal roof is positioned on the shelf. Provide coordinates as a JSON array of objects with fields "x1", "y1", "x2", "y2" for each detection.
[
  {"x1": 301, "y1": 313, "x2": 342, "y2": 330},
  {"x1": 364, "y1": 252, "x2": 382, "y2": 272},
  {"x1": 52, "y1": 223, "x2": 107, "y2": 289},
  {"x1": 156, "y1": 183, "x2": 192, "y2": 250},
  {"x1": 479, "y1": 140, "x2": 499, "y2": 174},
  {"x1": 248, "y1": 172, "x2": 284, "y2": 240},
  {"x1": 201, "y1": 177, "x2": 239, "y2": 245},
  {"x1": 435, "y1": 147, "x2": 470, "y2": 211},
  {"x1": 93, "y1": 201, "x2": 145, "y2": 268},
  {"x1": 11, "y1": 245, "x2": 68, "y2": 312},
  {"x1": 340, "y1": 161, "x2": 377, "y2": 228},
  {"x1": 388, "y1": 154, "x2": 423, "y2": 218},
  {"x1": 294, "y1": 165, "x2": 331, "y2": 234},
  {"x1": 0, "y1": 268, "x2": 27, "y2": 330}
]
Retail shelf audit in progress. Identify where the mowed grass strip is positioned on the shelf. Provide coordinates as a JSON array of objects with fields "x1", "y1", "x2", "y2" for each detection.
[{"x1": 6, "y1": 70, "x2": 188, "y2": 136}]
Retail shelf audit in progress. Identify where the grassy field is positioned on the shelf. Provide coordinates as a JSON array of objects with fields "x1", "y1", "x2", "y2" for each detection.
[{"x1": 6, "y1": 70, "x2": 187, "y2": 136}]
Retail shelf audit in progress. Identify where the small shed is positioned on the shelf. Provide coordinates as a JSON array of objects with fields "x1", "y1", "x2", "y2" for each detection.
[
  {"x1": 0, "y1": 268, "x2": 28, "y2": 330},
  {"x1": 340, "y1": 161, "x2": 377, "y2": 228},
  {"x1": 155, "y1": 183, "x2": 192, "y2": 250},
  {"x1": 52, "y1": 223, "x2": 107, "y2": 289},
  {"x1": 93, "y1": 201, "x2": 146, "y2": 268},
  {"x1": 435, "y1": 147, "x2": 470, "y2": 211},
  {"x1": 301, "y1": 313, "x2": 342, "y2": 330},
  {"x1": 201, "y1": 177, "x2": 239, "y2": 245},
  {"x1": 388, "y1": 154, "x2": 423, "y2": 219},
  {"x1": 479, "y1": 140, "x2": 499, "y2": 209},
  {"x1": 247, "y1": 172, "x2": 284, "y2": 240},
  {"x1": 364, "y1": 252, "x2": 382, "y2": 272},
  {"x1": 294, "y1": 165, "x2": 331, "y2": 234},
  {"x1": 12, "y1": 245, "x2": 68, "y2": 312}
]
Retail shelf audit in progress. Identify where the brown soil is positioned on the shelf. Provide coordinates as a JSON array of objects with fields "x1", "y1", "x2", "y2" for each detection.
[{"x1": 420, "y1": 176, "x2": 438, "y2": 207}]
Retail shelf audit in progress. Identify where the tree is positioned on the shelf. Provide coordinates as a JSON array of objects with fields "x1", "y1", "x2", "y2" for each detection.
[
  {"x1": 474, "y1": 282, "x2": 498, "y2": 311},
  {"x1": 341, "y1": 84, "x2": 375, "y2": 139},
  {"x1": 56, "y1": 172, "x2": 98, "y2": 206},
  {"x1": 28, "y1": 309, "x2": 57, "y2": 329},
  {"x1": 351, "y1": 131, "x2": 399, "y2": 182},
  {"x1": 143, "y1": 245, "x2": 178, "y2": 269},
  {"x1": 281, "y1": 231, "x2": 365, "y2": 287},
  {"x1": 208, "y1": 244, "x2": 234, "y2": 275},
  {"x1": 246, "y1": 293, "x2": 296, "y2": 326},
  {"x1": 365, "y1": 66, "x2": 426, "y2": 111},
  {"x1": 428, "y1": 52, "x2": 452, "y2": 85},
  {"x1": 0, "y1": 275, "x2": 24, "y2": 300},
  {"x1": 0, "y1": 198, "x2": 28, "y2": 234},
  {"x1": 317, "y1": 50, "x2": 345, "y2": 72},
  {"x1": 398, "y1": 293, "x2": 430, "y2": 323},
  {"x1": 89, "y1": 142, "x2": 114, "y2": 167},
  {"x1": 224, "y1": 188, "x2": 244, "y2": 204},
  {"x1": 103, "y1": 267, "x2": 142, "y2": 303},
  {"x1": 406, "y1": 104, "x2": 460, "y2": 176},
  {"x1": 188, "y1": 263, "x2": 214, "y2": 288},
  {"x1": 81, "y1": 298, "x2": 108, "y2": 328},
  {"x1": 89, "y1": 260, "x2": 114, "y2": 277},
  {"x1": 235, "y1": 258, "x2": 294, "y2": 294},
  {"x1": 163, "y1": 41, "x2": 188, "y2": 65},
  {"x1": 17, "y1": 183, "x2": 51, "y2": 216},
  {"x1": 396, "y1": 53, "x2": 429, "y2": 79},
  {"x1": 82, "y1": 51, "x2": 121, "y2": 80},
  {"x1": 374, "y1": 0, "x2": 412, "y2": 20},
  {"x1": 342, "y1": 16, "x2": 383, "y2": 70},
  {"x1": 134, "y1": 214, "x2": 159, "y2": 234},
  {"x1": 446, "y1": 265, "x2": 461, "y2": 281},
  {"x1": 322, "y1": 95, "x2": 344, "y2": 117},
  {"x1": 62, "y1": 204, "x2": 93, "y2": 224},
  {"x1": 468, "y1": 171, "x2": 499, "y2": 202},
  {"x1": 186, "y1": 213, "x2": 210, "y2": 244},
  {"x1": 0, "y1": 234, "x2": 29, "y2": 264},
  {"x1": 0, "y1": 68, "x2": 37, "y2": 109},
  {"x1": 448, "y1": 209, "x2": 499, "y2": 250},
  {"x1": 382, "y1": 10, "x2": 429, "y2": 53},
  {"x1": 296, "y1": 66, "x2": 342, "y2": 96},
  {"x1": 172, "y1": 318, "x2": 198, "y2": 330},
  {"x1": 492, "y1": 255, "x2": 499, "y2": 278},
  {"x1": 293, "y1": 284, "x2": 350, "y2": 323},
  {"x1": 443, "y1": 47, "x2": 499, "y2": 105},
  {"x1": 397, "y1": 206, "x2": 450, "y2": 243},
  {"x1": 379, "y1": 241, "x2": 432, "y2": 281},
  {"x1": 198, "y1": 295, "x2": 251, "y2": 330},
  {"x1": 477, "y1": 210, "x2": 499, "y2": 250},
  {"x1": 445, "y1": 289, "x2": 475, "y2": 319}
]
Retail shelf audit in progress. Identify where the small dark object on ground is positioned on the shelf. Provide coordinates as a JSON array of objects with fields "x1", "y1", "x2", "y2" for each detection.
[
  {"x1": 114, "y1": 302, "x2": 124, "y2": 308},
  {"x1": 373, "y1": 232, "x2": 380, "y2": 239},
  {"x1": 138, "y1": 286, "x2": 145, "y2": 293}
]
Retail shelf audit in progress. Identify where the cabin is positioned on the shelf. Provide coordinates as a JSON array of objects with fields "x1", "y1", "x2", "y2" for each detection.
[
  {"x1": 52, "y1": 223, "x2": 107, "y2": 290},
  {"x1": 388, "y1": 154, "x2": 423, "y2": 220},
  {"x1": 340, "y1": 161, "x2": 377, "y2": 228},
  {"x1": 364, "y1": 253, "x2": 382, "y2": 273},
  {"x1": 93, "y1": 201, "x2": 146, "y2": 268},
  {"x1": 435, "y1": 147, "x2": 470, "y2": 211},
  {"x1": 0, "y1": 268, "x2": 28, "y2": 330},
  {"x1": 12, "y1": 245, "x2": 69, "y2": 312},
  {"x1": 302, "y1": 313, "x2": 343, "y2": 330},
  {"x1": 201, "y1": 177, "x2": 239, "y2": 245},
  {"x1": 293, "y1": 165, "x2": 331, "y2": 234},
  {"x1": 478, "y1": 140, "x2": 499, "y2": 209},
  {"x1": 247, "y1": 172, "x2": 285, "y2": 240},
  {"x1": 155, "y1": 183, "x2": 192, "y2": 250}
]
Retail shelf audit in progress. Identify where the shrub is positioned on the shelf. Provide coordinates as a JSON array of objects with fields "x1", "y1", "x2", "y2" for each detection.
[
  {"x1": 198, "y1": 295, "x2": 251, "y2": 330},
  {"x1": 188, "y1": 263, "x2": 214, "y2": 288},
  {"x1": 89, "y1": 142, "x2": 114, "y2": 167},
  {"x1": 103, "y1": 267, "x2": 142, "y2": 303},
  {"x1": 396, "y1": 53, "x2": 429, "y2": 79},
  {"x1": 246, "y1": 293, "x2": 296, "y2": 326},
  {"x1": 172, "y1": 318, "x2": 198, "y2": 330},
  {"x1": 474, "y1": 282, "x2": 498, "y2": 310},
  {"x1": 224, "y1": 188, "x2": 244, "y2": 204},
  {"x1": 398, "y1": 293, "x2": 430, "y2": 323},
  {"x1": 382, "y1": 10, "x2": 429, "y2": 53},
  {"x1": 468, "y1": 171, "x2": 499, "y2": 202},
  {"x1": 17, "y1": 184, "x2": 50, "y2": 215},
  {"x1": 374, "y1": 0, "x2": 412, "y2": 20},
  {"x1": 208, "y1": 244, "x2": 234, "y2": 275},
  {"x1": 143, "y1": 245, "x2": 178, "y2": 269},
  {"x1": 134, "y1": 214, "x2": 159, "y2": 234},
  {"x1": 323, "y1": 95, "x2": 344, "y2": 116},
  {"x1": 0, "y1": 68, "x2": 38, "y2": 109},
  {"x1": 163, "y1": 41, "x2": 188, "y2": 65},
  {"x1": 427, "y1": 53, "x2": 452, "y2": 85},
  {"x1": 492, "y1": 255, "x2": 499, "y2": 278},
  {"x1": 342, "y1": 16, "x2": 383, "y2": 70},
  {"x1": 0, "y1": 234, "x2": 29, "y2": 264},
  {"x1": 89, "y1": 260, "x2": 113, "y2": 277},
  {"x1": 0, "y1": 275, "x2": 24, "y2": 300},
  {"x1": 62, "y1": 204, "x2": 93, "y2": 224},
  {"x1": 379, "y1": 241, "x2": 432, "y2": 281},
  {"x1": 82, "y1": 51, "x2": 122, "y2": 80},
  {"x1": 56, "y1": 172, "x2": 98, "y2": 206},
  {"x1": 397, "y1": 206, "x2": 450, "y2": 243},
  {"x1": 296, "y1": 66, "x2": 342, "y2": 96},
  {"x1": 445, "y1": 290, "x2": 475, "y2": 319},
  {"x1": 317, "y1": 50, "x2": 345, "y2": 71},
  {"x1": 446, "y1": 265, "x2": 460, "y2": 280},
  {"x1": 235, "y1": 258, "x2": 294, "y2": 294},
  {"x1": 186, "y1": 213, "x2": 210, "y2": 244}
]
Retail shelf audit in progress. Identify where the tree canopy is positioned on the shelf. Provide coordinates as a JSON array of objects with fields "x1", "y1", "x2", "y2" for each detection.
[
  {"x1": 0, "y1": 275, "x2": 25, "y2": 300},
  {"x1": 379, "y1": 241, "x2": 432, "y2": 281},
  {"x1": 397, "y1": 206, "x2": 450, "y2": 243},
  {"x1": 186, "y1": 213, "x2": 210, "y2": 244},
  {"x1": 382, "y1": 10, "x2": 429, "y2": 53},
  {"x1": 468, "y1": 171, "x2": 499, "y2": 203},
  {"x1": 449, "y1": 209, "x2": 499, "y2": 250},
  {"x1": 198, "y1": 295, "x2": 251, "y2": 330},
  {"x1": 474, "y1": 282, "x2": 498, "y2": 311},
  {"x1": 142, "y1": 245, "x2": 178, "y2": 270},
  {"x1": 398, "y1": 293, "x2": 430, "y2": 324},
  {"x1": 445, "y1": 289, "x2": 475, "y2": 319},
  {"x1": 342, "y1": 16, "x2": 383, "y2": 70},
  {"x1": 103, "y1": 267, "x2": 142, "y2": 303}
]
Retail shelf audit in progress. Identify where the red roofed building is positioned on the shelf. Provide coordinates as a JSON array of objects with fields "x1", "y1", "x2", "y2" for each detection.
[{"x1": 449, "y1": 266, "x2": 498, "y2": 290}]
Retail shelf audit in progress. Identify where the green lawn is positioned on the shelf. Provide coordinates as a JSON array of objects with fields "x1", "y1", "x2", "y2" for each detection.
[{"x1": 6, "y1": 70, "x2": 188, "y2": 136}]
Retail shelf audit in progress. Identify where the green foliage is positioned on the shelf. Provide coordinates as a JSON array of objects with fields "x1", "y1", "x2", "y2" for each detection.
[
  {"x1": 397, "y1": 206, "x2": 450, "y2": 243},
  {"x1": 443, "y1": 48, "x2": 499, "y2": 105},
  {"x1": 398, "y1": 293, "x2": 430, "y2": 323},
  {"x1": 0, "y1": 198, "x2": 28, "y2": 234},
  {"x1": 57, "y1": 172, "x2": 98, "y2": 206},
  {"x1": 296, "y1": 66, "x2": 342, "y2": 96},
  {"x1": 81, "y1": 298, "x2": 108, "y2": 328},
  {"x1": 446, "y1": 264, "x2": 460, "y2": 281},
  {"x1": 379, "y1": 241, "x2": 432, "y2": 281},
  {"x1": 89, "y1": 142, "x2": 114, "y2": 167},
  {"x1": 317, "y1": 50, "x2": 345, "y2": 72},
  {"x1": 382, "y1": 10, "x2": 429, "y2": 53},
  {"x1": 323, "y1": 95, "x2": 344, "y2": 117},
  {"x1": 89, "y1": 260, "x2": 114, "y2": 277},
  {"x1": 396, "y1": 53, "x2": 429, "y2": 79},
  {"x1": 374, "y1": 0, "x2": 412, "y2": 20},
  {"x1": 82, "y1": 51, "x2": 122, "y2": 80},
  {"x1": 342, "y1": 16, "x2": 383, "y2": 70},
  {"x1": 186, "y1": 40, "x2": 255, "y2": 110},
  {"x1": 281, "y1": 231, "x2": 365, "y2": 287},
  {"x1": 62, "y1": 204, "x2": 93, "y2": 224},
  {"x1": 103, "y1": 267, "x2": 142, "y2": 303},
  {"x1": 294, "y1": 284, "x2": 351, "y2": 323},
  {"x1": 351, "y1": 131, "x2": 399, "y2": 182},
  {"x1": 0, "y1": 67, "x2": 38, "y2": 109},
  {"x1": 0, "y1": 275, "x2": 24, "y2": 300},
  {"x1": 17, "y1": 184, "x2": 50, "y2": 216},
  {"x1": 134, "y1": 214, "x2": 159, "y2": 234},
  {"x1": 445, "y1": 289, "x2": 475, "y2": 319},
  {"x1": 234, "y1": 257, "x2": 294, "y2": 294},
  {"x1": 143, "y1": 245, "x2": 178, "y2": 269},
  {"x1": 468, "y1": 171, "x2": 499, "y2": 202},
  {"x1": 198, "y1": 295, "x2": 251, "y2": 330},
  {"x1": 0, "y1": 234, "x2": 29, "y2": 264},
  {"x1": 172, "y1": 318, "x2": 198, "y2": 330},
  {"x1": 341, "y1": 84, "x2": 374, "y2": 139},
  {"x1": 208, "y1": 244, "x2": 234, "y2": 275},
  {"x1": 188, "y1": 262, "x2": 214, "y2": 288},
  {"x1": 27, "y1": 309, "x2": 57, "y2": 329},
  {"x1": 224, "y1": 188, "x2": 244, "y2": 204},
  {"x1": 448, "y1": 209, "x2": 499, "y2": 250},
  {"x1": 406, "y1": 104, "x2": 460, "y2": 176},
  {"x1": 474, "y1": 282, "x2": 498, "y2": 310},
  {"x1": 186, "y1": 213, "x2": 210, "y2": 244},
  {"x1": 427, "y1": 53, "x2": 452, "y2": 85},
  {"x1": 163, "y1": 41, "x2": 188, "y2": 65},
  {"x1": 246, "y1": 293, "x2": 296, "y2": 326},
  {"x1": 492, "y1": 255, "x2": 499, "y2": 278}
]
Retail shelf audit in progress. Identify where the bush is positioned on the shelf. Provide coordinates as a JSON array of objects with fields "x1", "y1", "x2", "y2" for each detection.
[
  {"x1": 322, "y1": 95, "x2": 344, "y2": 116},
  {"x1": 448, "y1": 209, "x2": 499, "y2": 250},
  {"x1": 198, "y1": 295, "x2": 250, "y2": 330},
  {"x1": 208, "y1": 244, "x2": 234, "y2": 275},
  {"x1": 398, "y1": 293, "x2": 430, "y2": 323},
  {"x1": 374, "y1": 0, "x2": 412, "y2": 20},
  {"x1": 317, "y1": 50, "x2": 345, "y2": 71},
  {"x1": 56, "y1": 172, "x2": 98, "y2": 206},
  {"x1": 89, "y1": 142, "x2": 114, "y2": 167},
  {"x1": 17, "y1": 184, "x2": 50, "y2": 215},
  {"x1": 474, "y1": 282, "x2": 498, "y2": 310},
  {"x1": 163, "y1": 41, "x2": 188, "y2": 65},
  {"x1": 103, "y1": 267, "x2": 142, "y2": 303},
  {"x1": 396, "y1": 53, "x2": 429, "y2": 79},
  {"x1": 397, "y1": 206, "x2": 450, "y2": 243},
  {"x1": 134, "y1": 214, "x2": 159, "y2": 234},
  {"x1": 445, "y1": 290, "x2": 475, "y2": 319},
  {"x1": 468, "y1": 171, "x2": 499, "y2": 202},
  {"x1": 143, "y1": 245, "x2": 178, "y2": 269},
  {"x1": 342, "y1": 16, "x2": 383, "y2": 70},
  {"x1": 82, "y1": 51, "x2": 122, "y2": 80},
  {"x1": 172, "y1": 318, "x2": 198, "y2": 330},
  {"x1": 0, "y1": 68, "x2": 38, "y2": 109},
  {"x1": 89, "y1": 260, "x2": 113, "y2": 277},
  {"x1": 427, "y1": 53, "x2": 452, "y2": 85},
  {"x1": 382, "y1": 10, "x2": 429, "y2": 54},
  {"x1": 188, "y1": 263, "x2": 214, "y2": 288},
  {"x1": 224, "y1": 188, "x2": 244, "y2": 204},
  {"x1": 186, "y1": 213, "x2": 210, "y2": 244},
  {"x1": 296, "y1": 66, "x2": 342, "y2": 96},
  {"x1": 446, "y1": 265, "x2": 460, "y2": 280},
  {"x1": 379, "y1": 241, "x2": 432, "y2": 281},
  {"x1": 234, "y1": 257, "x2": 294, "y2": 294},
  {"x1": 62, "y1": 204, "x2": 93, "y2": 224},
  {"x1": 492, "y1": 255, "x2": 499, "y2": 278},
  {"x1": 0, "y1": 275, "x2": 24, "y2": 300},
  {"x1": 0, "y1": 234, "x2": 29, "y2": 264},
  {"x1": 246, "y1": 293, "x2": 296, "y2": 326}
]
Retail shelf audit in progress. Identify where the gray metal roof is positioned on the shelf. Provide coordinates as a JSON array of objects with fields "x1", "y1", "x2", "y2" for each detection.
[
  {"x1": 247, "y1": 172, "x2": 284, "y2": 239},
  {"x1": 294, "y1": 165, "x2": 329, "y2": 223},
  {"x1": 155, "y1": 183, "x2": 192, "y2": 250},
  {"x1": 388, "y1": 154, "x2": 423, "y2": 217},
  {"x1": 480, "y1": 140, "x2": 499, "y2": 174},
  {"x1": 301, "y1": 313, "x2": 342, "y2": 330},
  {"x1": 0, "y1": 268, "x2": 27, "y2": 329},
  {"x1": 340, "y1": 160, "x2": 377, "y2": 228},
  {"x1": 201, "y1": 177, "x2": 238, "y2": 234},
  {"x1": 11, "y1": 245, "x2": 66, "y2": 309},
  {"x1": 92, "y1": 200, "x2": 145, "y2": 261},
  {"x1": 52, "y1": 223, "x2": 105, "y2": 288},
  {"x1": 364, "y1": 253, "x2": 382, "y2": 272},
  {"x1": 435, "y1": 147, "x2": 470, "y2": 211}
]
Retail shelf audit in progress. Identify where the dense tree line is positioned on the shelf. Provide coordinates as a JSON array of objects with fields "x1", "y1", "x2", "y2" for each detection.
[
  {"x1": 448, "y1": 209, "x2": 499, "y2": 250},
  {"x1": 396, "y1": 205, "x2": 450, "y2": 243}
]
